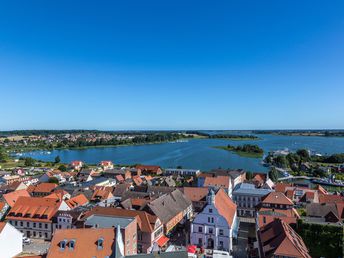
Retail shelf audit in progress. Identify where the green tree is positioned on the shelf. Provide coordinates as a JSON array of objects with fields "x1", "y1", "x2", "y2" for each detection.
[
  {"x1": 269, "y1": 167, "x2": 279, "y2": 182},
  {"x1": 54, "y1": 155, "x2": 61, "y2": 164},
  {"x1": 48, "y1": 177, "x2": 59, "y2": 184},
  {"x1": 296, "y1": 149, "x2": 310, "y2": 161},
  {"x1": 0, "y1": 148, "x2": 9, "y2": 162},
  {"x1": 24, "y1": 157, "x2": 35, "y2": 166},
  {"x1": 58, "y1": 164, "x2": 67, "y2": 172}
]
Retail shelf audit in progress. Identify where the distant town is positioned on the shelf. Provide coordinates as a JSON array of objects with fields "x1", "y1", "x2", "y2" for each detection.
[{"x1": 0, "y1": 131, "x2": 343, "y2": 258}]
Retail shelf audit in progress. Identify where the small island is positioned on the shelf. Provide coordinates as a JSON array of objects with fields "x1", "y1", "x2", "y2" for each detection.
[{"x1": 214, "y1": 144, "x2": 264, "y2": 158}]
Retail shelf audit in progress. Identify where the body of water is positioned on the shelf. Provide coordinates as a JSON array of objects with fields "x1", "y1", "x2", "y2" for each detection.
[{"x1": 20, "y1": 134, "x2": 344, "y2": 172}]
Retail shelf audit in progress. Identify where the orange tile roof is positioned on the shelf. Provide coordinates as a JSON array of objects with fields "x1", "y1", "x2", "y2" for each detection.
[
  {"x1": 258, "y1": 208, "x2": 299, "y2": 227},
  {"x1": 7, "y1": 196, "x2": 61, "y2": 222},
  {"x1": 47, "y1": 228, "x2": 115, "y2": 258},
  {"x1": 91, "y1": 189, "x2": 113, "y2": 201},
  {"x1": 204, "y1": 176, "x2": 230, "y2": 189},
  {"x1": 33, "y1": 183, "x2": 58, "y2": 193},
  {"x1": 66, "y1": 194, "x2": 89, "y2": 209},
  {"x1": 0, "y1": 222, "x2": 6, "y2": 233},
  {"x1": 183, "y1": 187, "x2": 208, "y2": 202},
  {"x1": 214, "y1": 188, "x2": 237, "y2": 226},
  {"x1": 259, "y1": 219, "x2": 311, "y2": 258},
  {"x1": 83, "y1": 206, "x2": 158, "y2": 233},
  {"x1": 132, "y1": 175, "x2": 143, "y2": 186},
  {"x1": 136, "y1": 165, "x2": 161, "y2": 173},
  {"x1": 3, "y1": 189, "x2": 30, "y2": 207},
  {"x1": 274, "y1": 183, "x2": 292, "y2": 193},
  {"x1": 319, "y1": 194, "x2": 344, "y2": 204},
  {"x1": 115, "y1": 174, "x2": 125, "y2": 182},
  {"x1": 262, "y1": 192, "x2": 294, "y2": 205}
]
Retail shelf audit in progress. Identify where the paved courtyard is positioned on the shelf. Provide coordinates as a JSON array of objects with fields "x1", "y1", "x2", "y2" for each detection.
[{"x1": 22, "y1": 239, "x2": 50, "y2": 256}]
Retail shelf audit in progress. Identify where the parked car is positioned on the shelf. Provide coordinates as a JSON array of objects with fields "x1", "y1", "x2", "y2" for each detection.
[{"x1": 23, "y1": 237, "x2": 31, "y2": 244}]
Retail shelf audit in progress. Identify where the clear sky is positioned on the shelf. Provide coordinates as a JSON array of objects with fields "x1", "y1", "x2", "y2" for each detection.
[{"x1": 0, "y1": 1, "x2": 343, "y2": 130}]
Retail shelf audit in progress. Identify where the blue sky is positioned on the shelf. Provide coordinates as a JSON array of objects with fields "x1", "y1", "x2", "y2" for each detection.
[{"x1": 0, "y1": 1, "x2": 343, "y2": 130}]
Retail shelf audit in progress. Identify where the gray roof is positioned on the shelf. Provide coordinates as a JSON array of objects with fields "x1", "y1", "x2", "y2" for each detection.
[
  {"x1": 85, "y1": 214, "x2": 134, "y2": 228},
  {"x1": 148, "y1": 189, "x2": 192, "y2": 224},
  {"x1": 306, "y1": 203, "x2": 339, "y2": 218},
  {"x1": 233, "y1": 183, "x2": 272, "y2": 196}
]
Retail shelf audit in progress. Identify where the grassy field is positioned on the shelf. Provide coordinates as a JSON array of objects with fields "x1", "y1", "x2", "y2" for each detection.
[{"x1": 213, "y1": 146, "x2": 264, "y2": 158}]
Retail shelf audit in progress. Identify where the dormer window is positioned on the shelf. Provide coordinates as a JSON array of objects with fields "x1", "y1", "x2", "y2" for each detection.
[
  {"x1": 60, "y1": 239, "x2": 67, "y2": 250},
  {"x1": 97, "y1": 237, "x2": 104, "y2": 250},
  {"x1": 69, "y1": 239, "x2": 76, "y2": 250},
  {"x1": 209, "y1": 208, "x2": 213, "y2": 213}
]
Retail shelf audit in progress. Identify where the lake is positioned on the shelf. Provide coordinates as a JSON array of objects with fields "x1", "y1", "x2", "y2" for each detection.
[{"x1": 20, "y1": 134, "x2": 344, "y2": 172}]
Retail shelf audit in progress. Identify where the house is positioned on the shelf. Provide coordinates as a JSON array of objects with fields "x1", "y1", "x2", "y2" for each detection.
[
  {"x1": 306, "y1": 202, "x2": 344, "y2": 223},
  {"x1": 84, "y1": 215, "x2": 137, "y2": 255},
  {"x1": 275, "y1": 183, "x2": 319, "y2": 203},
  {"x1": 164, "y1": 168, "x2": 200, "y2": 177},
  {"x1": 318, "y1": 193, "x2": 344, "y2": 203},
  {"x1": 47, "y1": 227, "x2": 122, "y2": 258},
  {"x1": 132, "y1": 175, "x2": 144, "y2": 186},
  {"x1": 6, "y1": 196, "x2": 70, "y2": 239},
  {"x1": 257, "y1": 192, "x2": 300, "y2": 228},
  {"x1": 232, "y1": 183, "x2": 273, "y2": 217},
  {"x1": 91, "y1": 188, "x2": 114, "y2": 203},
  {"x1": 257, "y1": 218, "x2": 311, "y2": 258},
  {"x1": 31, "y1": 182, "x2": 58, "y2": 197},
  {"x1": 136, "y1": 165, "x2": 162, "y2": 175},
  {"x1": 3, "y1": 189, "x2": 30, "y2": 207},
  {"x1": 53, "y1": 209, "x2": 85, "y2": 231},
  {"x1": 100, "y1": 161, "x2": 114, "y2": 170},
  {"x1": 203, "y1": 175, "x2": 232, "y2": 196},
  {"x1": 81, "y1": 206, "x2": 164, "y2": 253},
  {"x1": 70, "y1": 160, "x2": 83, "y2": 170},
  {"x1": 182, "y1": 187, "x2": 209, "y2": 212},
  {"x1": 103, "y1": 168, "x2": 134, "y2": 180},
  {"x1": 190, "y1": 188, "x2": 238, "y2": 252},
  {"x1": 146, "y1": 189, "x2": 192, "y2": 233},
  {"x1": 65, "y1": 193, "x2": 89, "y2": 209},
  {"x1": 0, "y1": 222, "x2": 23, "y2": 258},
  {"x1": 45, "y1": 189, "x2": 71, "y2": 202},
  {"x1": 209, "y1": 169, "x2": 246, "y2": 188}
]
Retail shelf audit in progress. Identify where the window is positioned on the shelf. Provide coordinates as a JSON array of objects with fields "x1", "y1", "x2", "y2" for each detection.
[
  {"x1": 209, "y1": 228, "x2": 213, "y2": 234},
  {"x1": 33, "y1": 231, "x2": 36, "y2": 237},
  {"x1": 45, "y1": 233, "x2": 48, "y2": 239},
  {"x1": 33, "y1": 222, "x2": 36, "y2": 228},
  {"x1": 209, "y1": 208, "x2": 213, "y2": 213},
  {"x1": 39, "y1": 223, "x2": 42, "y2": 228},
  {"x1": 219, "y1": 229, "x2": 224, "y2": 236},
  {"x1": 26, "y1": 222, "x2": 29, "y2": 227},
  {"x1": 208, "y1": 217, "x2": 210, "y2": 223},
  {"x1": 69, "y1": 240, "x2": 76, "y2": 250},
  {"x1": 15, "y1": 221, "x2": 18, "y2": 226},
  {"x1": 198, "y1": 227, "x2": 202, "y2": 233},
  {"x1": 211, "y1": 218, "x2": 214, "y2": 223},
  {"x1": 45, "y1": 224, "x2": 48, "y2": 229},
  {"x1": 60, "y1": 240, "x2": 66, "y2": 250},
  {"x1": 97, "y1": 238, "x2": 104, "y2": 250},
  {"x1": 198, "y1": 238, "x2": 202, "y2": 245},
  {"x1": 263, "y1": 216, "x2": 266, "y2": 224},
  {"x1": 39, "y1": 232, "x2": 42, "y2": 238}
]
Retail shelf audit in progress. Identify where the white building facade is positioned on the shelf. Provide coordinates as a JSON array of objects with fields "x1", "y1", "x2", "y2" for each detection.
[
  {"x1": 0, "y1": 222, "x2": 23, "y2": 258},
  {"x1": 190, "y1": 189, "x2": 238, "y2": 253}
]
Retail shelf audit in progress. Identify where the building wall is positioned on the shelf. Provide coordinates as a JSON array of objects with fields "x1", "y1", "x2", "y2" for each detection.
[
  {"x1": 190, "y1": 203, "x2": 233, "y2": 252},
  {"x1": 0, "y1": 223, "x2": 23, "y2": 258},
  {"x1": 123, "y1": 219, "x2": 137, "y2": 255},
  {"x1": 8, "y1": 219, "x2": 53, "y2": 240}
]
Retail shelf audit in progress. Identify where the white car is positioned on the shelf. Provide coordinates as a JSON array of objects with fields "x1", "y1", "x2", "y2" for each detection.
[{"x1": 22, "y1": 237, "x2": 31, "y2": 244}]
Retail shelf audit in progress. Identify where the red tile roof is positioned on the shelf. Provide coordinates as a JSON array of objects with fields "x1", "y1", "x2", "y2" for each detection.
[
  {"x1": 183, "y1": 187, "x2": 208, "y2": 202},
  {"x1": 0, "y1": 222, "x2": 6, "y2": 233},
  {"x1": 262, "y1": 192, "x2": 294, "y2": 206},
  {"x1": 91, "y1": 189, "x2": 113, "y2": 202},
  {"x1": 319, "y1": 194, "x2": 344, "y2": 204},
  {"x1": 47, "y1": 228, "x2": 116, "y2": 258},
  {"x1": 7, "y1": 196, "x2": 61, "y2": 222},
  {"x1": 214, "y1": 188, "x2": 237, "y2": 226},
  {"x1": 66, "y1": 194, "x2": 89, "y2": 209},
  {"x1": 204, "y1": 176, "x2": 230, "y2": 189},
  {"x1": 3, "y1": 189, "x2": 30, "y2": 207},
  {"x1": 132, "y1": 175, "x2": 143, "y2": 186},
  {"x1": 259, "y1": 219, "x2": 311, "y2": 258},
  {"x1": 32, "y1": 183, "x2": 58, "y2": 193},
  {"x1": 136, "y1": 165, "x2": 161, "y2": 173}
]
